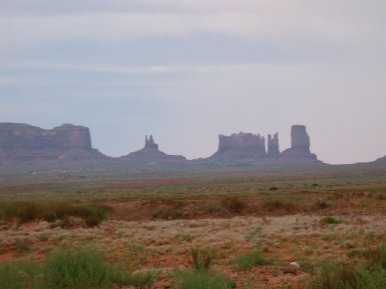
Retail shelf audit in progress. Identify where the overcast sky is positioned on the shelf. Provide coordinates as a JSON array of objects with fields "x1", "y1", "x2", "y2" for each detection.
[{"x1": 0, "y1": 0, "x2": 385, "y2": 164}]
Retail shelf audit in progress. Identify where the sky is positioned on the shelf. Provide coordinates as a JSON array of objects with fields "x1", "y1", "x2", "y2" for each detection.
[{"x1": 0, "y1": 0, "x2": 385, "y2": 164}]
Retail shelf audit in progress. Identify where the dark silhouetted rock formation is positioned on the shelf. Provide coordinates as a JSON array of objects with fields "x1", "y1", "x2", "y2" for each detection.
[
  {"x1": 0, "y1": 123, "x2": 105, "y2": 161},
  {"x1": 120, "y1": 135, "x2": 186, "y2": 164},
  {"x1": 145, "y1": 135, "x2": 159, "y2": 150},
  {"x1": 281, "y1": 125, "x2": 317, "y2": 161},
  {"x1": 267, "y1": 133, "x2": 280, "y2": 156},
  {"x1": 209, "y1": 125, "x2": 318, "y2": 164},
  {"x1": 211, "y1": 132, "x2": 266, "y2": 161}
]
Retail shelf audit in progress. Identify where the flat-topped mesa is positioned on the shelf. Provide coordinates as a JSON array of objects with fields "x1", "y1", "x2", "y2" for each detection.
[
  {"x1": 0, "y1": 123, "x2": 104, "y2": 160},
  {"x1": 145, "y1": 135, "x2": 159, "y2": 150},
  {"x1": 0, "y1": 123, "x2": 91, "y2": 150},
  {"x1": 217, "y1": 132, "x2": 266, "y2": 155},
  {"x1": 267, "y1": 133, "x2": 280, "y2": 156}
]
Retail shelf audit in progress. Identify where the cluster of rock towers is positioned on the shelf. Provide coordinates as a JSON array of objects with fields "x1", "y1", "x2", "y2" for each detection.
[{"x1": 212, "y1": 125, "x2": 316, "y2": 161}]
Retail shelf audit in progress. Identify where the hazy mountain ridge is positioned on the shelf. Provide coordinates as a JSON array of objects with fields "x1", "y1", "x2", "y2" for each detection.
[{"x1": 0, "y1": 122, "x2": 384, "y2": 176}]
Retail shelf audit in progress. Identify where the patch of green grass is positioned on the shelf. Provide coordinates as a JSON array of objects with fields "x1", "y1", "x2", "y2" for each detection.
[
  {"x1": 0, "y1": 246, "x2": 155, "y2": 289},
  {"x1": 363, "y1": 243, "x2": 386, "y2": 270},
  {"x1": 306, "y1": 261, "x2": 386, "y2": 289},
  {"x1": 230, "y1": 247, "x2": 272, "y2": 270},
  {"x1": 0, "y1": 260, "x2": 45, "y2": 289},
  {"x1": 320, "y1": 216, "x2": 346, "y2": 225},
  {"x1": 174, "y1": 270, "x2": 235, "y2": 289}
]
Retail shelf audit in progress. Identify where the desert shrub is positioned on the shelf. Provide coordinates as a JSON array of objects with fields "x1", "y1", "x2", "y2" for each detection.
[
  {"x1": 320, "y1": 216, "x2": 345, "y2": 225},
  {"x1": 363, "y1": 243, "x2": 386, "y2": 270},
  {"x1": 313, "y1": 200, "x2": 331, "y2": 210},
  {"x1": 45, "y1": 247, "x2": 117, "y2": 289},
  {"x1": 174, "y1": 270, "x2": 235, "y2": 289},
  {"x1": 15, "y1": 239, "x2": 31, "y2": 252},
  {"x1": 310, "y1": 262, "x2": 361, "y2": 289},
  {"x1": 220, "y1": 196, "x2": 247, "y2": 213},
  {"x1": 230, "y1": 247, "x2": 272, "y2": 270},
  {"x1": 261, "y1": 199, "x2": 298, "y2": 213},
  {"x1": 308, "y1": 262, "x2": 386, "y2": 289},
  {"x1": 0, "y1": 260, "x2": 44, "y2": 289},
  {"x1": 0, "y1": 246, "x2": 154, "y2": 289},
  {"x1": 0, "y1": 201, "x2": 109, "y2": 227},
  {"x1": 152, "y1": 208, "x2": 183, "y2": 220},
  {"x1": 191, "y1": 246, "x2": 217, "y2": 271}
]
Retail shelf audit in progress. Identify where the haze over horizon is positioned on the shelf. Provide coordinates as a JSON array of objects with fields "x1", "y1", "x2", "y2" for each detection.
[{"x1": 1, "y1": 0, "x2": 385, "y2": 165}]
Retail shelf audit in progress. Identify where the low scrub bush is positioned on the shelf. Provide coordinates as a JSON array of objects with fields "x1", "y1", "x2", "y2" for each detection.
[
  {"x1": 230, "y1": 247, "x2": 272, "y2": 270},
  {"x1": 191, "y1": 246, "x2": 217, "y2": 271},
  {"x1": 261, "y1": 199, "x2": 298, "y2": 213},
  {"x1": 307, "y1": 262, "x2": 386, "y2": 289},
  {"x1": 152, "y1": 207, "x2": 183, "y2": 219},
  {"x1": 0, "y1": 246, "x2": 155, "y2": 289},
  {"x1": 45, "y1": 247, "x2": 116, "y2": 289},
  {"x1": 220, "y1": 196, "x2": 247, "y2": 213},
  {"x1": 313, "y1": 200, "x2": 331, "y2": 210},
  {"x1": 0, "y1": 260, "x2": 44, "y2": 289},
  {"x1": 0, "y1": 201, "x2": 109, "y2": 227},
  {"x1": 174, "y1": 270, "x2": 235, "y2": 289},
  {"x1": 320, "y1": 216, "x2": 346, "y2": 225},
  {"x1": 363, "y1": 243, "x2": 386, "y2": 270},
  {"x1": 304, "y1": 244, "x2": 386, "y2": 289}
]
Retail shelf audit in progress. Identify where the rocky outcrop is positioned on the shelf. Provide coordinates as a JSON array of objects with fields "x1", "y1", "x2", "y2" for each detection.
[
  {"x1": 267, "y1": 133, "x2": 280, "y2": 156},
  {"x1": 145, "y1": 135, "x2": 159, "y2": 150},
  {"x1": 211, "y1": 132, "x2": 266, "y2": 160},
  {"x1": 0, "y1": 123, "x2": 105, "y2": 161},
  {"x1": 209, "y1": 125, "x2": 318, "y2": 164},
  {"x1": 120, "y1": 135, "x2": 186, "y2": 164},
  {"x1": 280, "y1": 125, "x2": 317, "y2": 161}
]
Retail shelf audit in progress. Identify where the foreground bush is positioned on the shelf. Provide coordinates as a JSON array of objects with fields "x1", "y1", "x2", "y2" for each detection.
[
  {"x1": 220, "y1": 196, "x2": 247, "y2": 213},
  {"x1": 191, "y1": 246, "x2": 217, "y2": 271},
  {"x1": 306, "y1": 244, "x2": 386, "y2": 289},
  {"x1": 0, "y1": 201, "x2": 109, "y2": 227},
  {"x1": 230, "y1": 247, "x2": 272, "y2": 270},
  {"x1": 0, "y1": 260, "x2": 44, "y2": 289},
  {"x1": 174, "y1": 270, "x2": 234, "y2": 289},
  {"x1": 0, "y1": 246, "x2": 155, "y2": 289}
]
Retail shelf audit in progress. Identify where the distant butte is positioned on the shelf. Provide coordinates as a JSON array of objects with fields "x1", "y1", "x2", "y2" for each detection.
[
  {"x1": 208, "y1": 125, "x2": 318, "y2": 164},
  {"x1": 119, "y1": 135, "x2": 186, "y2": 164},
  {"x1": 0, "y1": 123, "x2": 105, "y2": 161}
]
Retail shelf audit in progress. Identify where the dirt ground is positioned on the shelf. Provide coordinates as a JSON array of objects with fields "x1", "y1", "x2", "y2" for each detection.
[{"x1": 1, "y1": 173, "x2": 386, "y2": 288}]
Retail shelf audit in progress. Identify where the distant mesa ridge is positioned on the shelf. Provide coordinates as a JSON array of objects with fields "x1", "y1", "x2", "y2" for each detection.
[{"x1": 0, "y1": 122, "x2": 317, "y2": 164}]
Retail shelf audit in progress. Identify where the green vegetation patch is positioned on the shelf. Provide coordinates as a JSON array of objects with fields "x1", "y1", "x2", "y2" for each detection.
[
  {"x1": 0, "y1": 201, "x2": 110, "y2": 227},
  {"x1": 230, "y1": 247, "x2": 273, "y2": 270},
  {"x1": 174, "y1": 270, "x2": 235, "y2": 289},
  {"x1": 320, "y1": 216, "x2": 347, "y2": 225},
  {"x1": 304, "y1": 243, "x2": 386, "y2": 289},
  {"x1": 0, "y1": 246, "x2": 155, "y2": 289}
]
